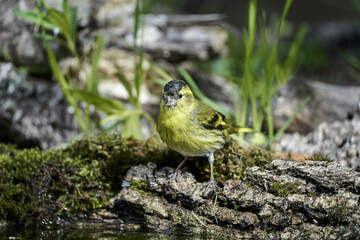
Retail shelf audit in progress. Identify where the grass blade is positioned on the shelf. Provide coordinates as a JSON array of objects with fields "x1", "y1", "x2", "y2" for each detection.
[
  {"x1": 148, "y1": 60, "x2": 173, "y2": 81},
  {"x1": 89, "y1": 35, "x2": 105, "y2": 93},
  {"x1": 149, "y1": 77, "x2": 168, "y2": 86},
  {"x1": 115, "y1": 72, "x2": 136, "y2": 104},
  {"x1": 133, "y1": 0, "x2": 144, "y2": 104},
  {"x1": 212, "y1": 193, "x2": 219, "y2": 225},
  {"x1": 70, "y1": 6, "x2": 78, "y2": 45},
  {"x1": 278, "y1": 0, "x2": 293, "y2": 34},
  {"x1": 13, "y1": 10, "x2": 56, "y2": 30},
  {"x1": 122, "y1": 114, "x2": 143, "y2": 139},
  {"x1": 282, "y1": 24, "x2": 308, "y2": 83},
  {"x1": 34, "y1": 33, "x2": 67, "y2": 46},
  {"x1": 258, "y1": 13, "x2": 270, "y2": 130},
  {"x1": 100, "y1": 111, "x2": 140, "y2": 125},
  {"x1": 177, "y1": 67, "x2": 232, "y2": 117},
  {"x1": 36, "y1": 2, "x2": 87, "y2": 133},
  {"x1": 134, "y1": 47, "x2": 144, "y2": 103},
  {"x1": 271, "y1": 96, "x2": 311, "y2": 144},
  {"x1": 70, "y1": 89, "x2": 126, "y2": 114},
  {"x1": 62, "y1": 0, "x2": 71, "y2": 24},
  {"x1": 231, "y1": 82, "x2": 240, "y2": 124},
  {"x1": 133, "y1": 0, "x2": 141, "y2": 46},
  {"x1": 47, "y1": 9, "x2": 71, "y2": 39},
  {"x1": 47, "y1": 8, "x2": 76, "y2": 56},
  {"x1": 243, "y1": 0, "x2": 258, "y2": 130},
  {"x1": 191, "y1": 212, "x2": 207, "y2": 228},
  {"x1": 102, "y1": 119, "x2": 125, "y2": 134},
  {"x1": 265, "y1": 102, "x2": 274, "y2": 144}
]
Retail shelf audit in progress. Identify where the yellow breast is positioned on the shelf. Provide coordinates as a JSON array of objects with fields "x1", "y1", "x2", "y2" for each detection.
[{"x1": 157, "y1": 105, "x2": 225, "y2": 157}]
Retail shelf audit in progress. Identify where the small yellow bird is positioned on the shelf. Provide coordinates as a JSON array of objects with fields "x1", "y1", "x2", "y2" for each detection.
[{"x1": 157, "y1": 80, "x2": 253, "y2": 191}]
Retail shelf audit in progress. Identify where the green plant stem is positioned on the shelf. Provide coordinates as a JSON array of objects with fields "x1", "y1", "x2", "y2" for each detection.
[
  {"x1": 246, "y1": 0, "x2": 257, "y2": 127},
  {"x1": 84, "y1": 35, "x2": 105, "y2": 132},
  {"x1": 239, "y1": 82, "x2": 248, "y2": 139},
  {"x1": 36, "y1": 1, "x2": 87, "y2": 133},
  {"x1": 266, "y1": 102, "x2": 274, "y2": 145},
  {"x1": 134, "y1": 0, "x2": 144, "y2": 108},
  {"x1": 231, "y1": 81, "x2": 240, "y2": 124},
  {"x1": 148, "y1": 60, "x2": 173, "y2": 81},
  {"x1": 247, "y1": 0, "x2": 258, "y2": 130},
  {"x1": 239, "y1": 0, "x2": 257, "y2": 133},
  {"x1": 270, "y1": 96, "x2": 311, "y2": 145},
  {"x1": 178, "y1": 67, "x2": 232, "y2": 117}
]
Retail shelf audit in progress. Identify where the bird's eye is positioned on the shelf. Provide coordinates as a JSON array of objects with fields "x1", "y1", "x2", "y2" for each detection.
[{"x1": 178, "y1": 94, "x2": 183, "y2": 99}]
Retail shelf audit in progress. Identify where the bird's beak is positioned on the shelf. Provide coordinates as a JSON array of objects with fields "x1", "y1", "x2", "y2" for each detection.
[{"x1": 164, "y1": 95, "x2": 177, "y2": 107}]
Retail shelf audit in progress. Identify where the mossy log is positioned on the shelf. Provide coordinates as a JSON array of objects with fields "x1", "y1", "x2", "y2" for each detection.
[{"x1": 0, "y1": 136, "x2": 359, "y2": 239}]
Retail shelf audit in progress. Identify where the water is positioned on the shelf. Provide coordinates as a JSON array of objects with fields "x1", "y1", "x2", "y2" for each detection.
[{"x1": 0, "y1": 227, "x2": 205, "y2": 240}]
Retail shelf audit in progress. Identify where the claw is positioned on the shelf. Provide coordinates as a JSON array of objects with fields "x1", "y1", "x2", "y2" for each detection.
[
  {"x1": 202, "y1": 176, "x2": 217, "y2": 194},
  {"x1": 207, "y1": 178, "x2": 217, "y2": 193},
  {"x1": 169, "y1": 156, "x2": 188, "y2": 182},
  {"x1": 200, "y1": 178, "x2": 218, "y2": 197},
  {"x1": 169, "y1": 169, "x2": 181, "y2": 182}
]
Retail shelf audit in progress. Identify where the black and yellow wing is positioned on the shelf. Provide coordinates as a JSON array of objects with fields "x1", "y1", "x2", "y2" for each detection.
[{"x1": 194, "y1": 101, "x2": 254, "y2": 135}]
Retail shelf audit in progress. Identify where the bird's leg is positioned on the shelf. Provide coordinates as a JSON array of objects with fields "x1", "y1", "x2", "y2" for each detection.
[
  {"x1": 172, "y1": 156, "x2": 188, "y2": 181},
  {"x1": 207, "y1": 152, "x2": 217, "y2": 192}
]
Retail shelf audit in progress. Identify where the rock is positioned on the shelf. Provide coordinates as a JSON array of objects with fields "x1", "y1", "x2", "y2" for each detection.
[
  {"x1": 106, "y1": 160, "x2": 360, "y2": 238},
  {"x1": 275, "y1": 114, "x2": 360, "y2": 169},
  {"x1": 4, "y1": 0, "x2": 227, "y2": 69},
  {"x1": 139, "y1": 14, "x2": 228, "y2": 61},
  {"x1": 272, "y1": 80, "x2": 360, "y2": 134},
  {"x1": 0, "y1": 0, "x2": 47, "y2": 66},
  {"x1": 0, "y1": 63, "x2": 79, "y2": 149},
  {"x1": 92, "y1": 10, "x2": 228, "y2": 62},
  {"x1": 308, "y1": 20, "x2": 360, "y2": 46},
  {"x1": 0, "y1": 0, "x2": 81, "y2": 66},
  {"x1": 95, "y1": 0, "x2": 135, "y2": 31}
]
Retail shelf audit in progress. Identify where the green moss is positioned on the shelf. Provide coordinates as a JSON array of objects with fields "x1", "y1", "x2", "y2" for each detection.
[
  {"x1": 306, "y1": 152, "x2": 333, "y2": 162},
  {"x1": 0, "y1": 142, "x2": 18, "y2": 154},
  {"x1": 307, "y1": 190, "x2": 319, "y2": 198},
  {"x1": 211, "y1": 142, "x2": 274, "y2": 185},
  {"x1": 64, "y1": 134, "x2": 174, "y2": 190},
  {"x1": 0, "y1": 146, "x2": 112, "y2": 224},
  {"x1": 0, "y1": 134, "x2": 177, "y2": 226},
  {"x1": 178, "y1": 141, "x2": 274, "y2": 186},
  {"x1": 329, "y1": 201, "x2": 350, "y2": 225},
  {"x1": 130, "y1": 179, "x2": 151, "y2": 195},
  {"x1": 269, "y1": 182, "x2": 300, "y2": 197}
]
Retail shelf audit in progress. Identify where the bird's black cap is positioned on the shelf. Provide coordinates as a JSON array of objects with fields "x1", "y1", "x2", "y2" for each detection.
[{"x1": 164, "y1": 80, "x2": 186, "y2": 94}]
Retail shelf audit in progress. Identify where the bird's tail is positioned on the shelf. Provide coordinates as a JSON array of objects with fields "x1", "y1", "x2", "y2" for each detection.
[{"x1": 227, "y1": 125, "x2": 256, "y2": 135}]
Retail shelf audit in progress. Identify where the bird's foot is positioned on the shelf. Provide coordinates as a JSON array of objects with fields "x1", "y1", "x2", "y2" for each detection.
[
  {"x1": 169, "y1": 169, "x2": 181, "y2": 183},
  {"x1": 207, "y1": 178, "x2": 218, "y2": 193},
  {"x1": 201, "y1": 178, "x2": 218, "y2": 197}
]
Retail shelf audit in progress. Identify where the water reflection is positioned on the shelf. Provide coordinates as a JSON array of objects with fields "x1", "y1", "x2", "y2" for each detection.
[{"x1": 0, "y1": 227, "x2": 207, "y2": 240}]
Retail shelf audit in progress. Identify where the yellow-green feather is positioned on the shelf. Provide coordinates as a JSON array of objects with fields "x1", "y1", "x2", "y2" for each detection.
[{"x1": 194, "y1": 101, "x2": 254, "y2": 135}]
